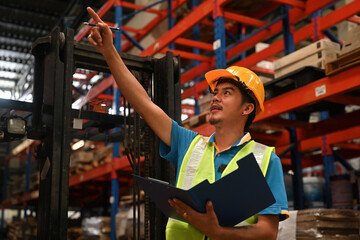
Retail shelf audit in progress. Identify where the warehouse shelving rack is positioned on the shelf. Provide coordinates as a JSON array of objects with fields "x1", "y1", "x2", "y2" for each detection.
[
  {"x1": 74, "y1": 0, "x2": 360, "y2": 111},
  {"x1": 73, "y1": 0, "x2": 360, "y2": 209},
  {"x1": 0, "y1": 0, "x2": 359, "y2": 239}
]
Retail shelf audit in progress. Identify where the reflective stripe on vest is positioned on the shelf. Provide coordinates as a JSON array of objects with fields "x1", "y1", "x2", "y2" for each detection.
[
  {"x1": 166, "y1": 136, "x2": 274, "y2": 240},
  {"x1": 181, "y1": 135, "x2": 207, "y2": 190}
]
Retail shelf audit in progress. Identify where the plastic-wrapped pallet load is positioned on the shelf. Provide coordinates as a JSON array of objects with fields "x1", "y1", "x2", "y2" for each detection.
[
  {"x1": 330, "y1": 174, "x2": 354, "y2": 209},
  {"x1": 82, "y1": 217, "x2": 111, "y2": 240},
  {"x1": 274, "y1": 39, "x2": 340, "y2": 79},
  {"x1": 296, "y1": 209, "x2": 360, "y2": 240},
  {"x1": 277, "y1": 209, "x2": 360, "y2": 240}
]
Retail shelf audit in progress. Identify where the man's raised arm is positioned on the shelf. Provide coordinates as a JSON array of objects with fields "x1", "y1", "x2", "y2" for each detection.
[{"x1": 86, "y1": 7, "x2": 172, "y2": 146}]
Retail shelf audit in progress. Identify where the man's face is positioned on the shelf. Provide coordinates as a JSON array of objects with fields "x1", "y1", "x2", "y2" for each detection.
[{"x1": 209, "y1": 82, "x2": 245, "y2": 126}]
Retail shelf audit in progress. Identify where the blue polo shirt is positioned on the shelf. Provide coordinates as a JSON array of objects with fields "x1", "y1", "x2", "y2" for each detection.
[{"x1": 160, "y1": 120, "x2": 289, "y2": 220}]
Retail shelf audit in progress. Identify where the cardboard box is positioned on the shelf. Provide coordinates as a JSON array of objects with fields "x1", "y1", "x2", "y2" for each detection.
[
  {"x1": 274, "y1": 48, "x2": 339, "y2": 79},
  {"x1": 274, "y1": 39, "x2": 340, "y2": 70},
  {"x1": 296, "y1": 209, "x2": 360, "y2": 239},
  {"x1": 340, "y1": 25, "x2": 360, "y2": 56}
]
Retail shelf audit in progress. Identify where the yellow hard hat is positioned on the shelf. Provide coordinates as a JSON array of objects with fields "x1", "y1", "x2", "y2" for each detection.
[{"x1": 205, "y1": 66, "x2": 265, "y2": 117}]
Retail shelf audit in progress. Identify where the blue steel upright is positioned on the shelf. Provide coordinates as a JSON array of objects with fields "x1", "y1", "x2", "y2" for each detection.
[
  {"x1": 168, "y1": 0, "x2": 175, "y2": 49},
  {"x1": 281, "y1": 4, "x2": 305, "y2": 209},
  {"x1": 281, "y1": 5, "x2": 294, "y2": 55},
  {"x1": 214, "y1": 0, "x2": 226, "y2": 69},
  {"x1": 192, "y1": 0, "x2": 201, "y2": 115},
  {"x1": 110, "y1": 3, "x2": 122, "y2": 240},
  {"x1": 239, "y1": 24, "x2": 246, "y2": 60},
  {"x1": 321, "y1": 111, "x2": 335, "y2": 208}
]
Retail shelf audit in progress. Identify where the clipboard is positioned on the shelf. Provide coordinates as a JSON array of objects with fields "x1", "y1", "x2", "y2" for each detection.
[{"x1": 133, "y1": 153, "x2": 276, "y2": 226}]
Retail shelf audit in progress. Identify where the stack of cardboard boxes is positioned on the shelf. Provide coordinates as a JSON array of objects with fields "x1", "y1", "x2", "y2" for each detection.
[{"x1": 273, "y1": 39, "x2": 341, "y2": 79}]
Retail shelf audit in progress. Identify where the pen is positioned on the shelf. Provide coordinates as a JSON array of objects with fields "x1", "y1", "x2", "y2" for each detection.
[{"x1": 83, "y1": 22, "x2": 121, "y2": 31}]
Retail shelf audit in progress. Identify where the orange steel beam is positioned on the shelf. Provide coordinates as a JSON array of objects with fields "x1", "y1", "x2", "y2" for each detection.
[
  {"x1": 161, "y1": 48, "x2": 212, "y2": 62},
  {"x1": 251, "y1": 131, "x2": 290, "y2": 147},
  {"x1": 69, "y1": 156, "x2": 144, "y2": 186},
  {"x1": 297, "y1": 110, "x2": 360, "y2": 141},
  {"x1": 139, "y1": 0, "x2": 233, "y2": 57},
  {"x1": 228, "y1": 0, "x2": 339, "y2": 61},
  {"x1": 121, "y1": 15, "x2": 163, "y2": 51},
  {"x1": 122, "y1": 0, "x2": 187, "y2": 51},
  {"x1": 347, "y1": 15, "x2": 360, "y2": 24},
  {"x1": 97, "y1": 94, "x2": 114, "y2": 101},
  {"x1": 249, "y1": 66, "x2": 274, "y2": 75},
  {"x1": 270, "y1": 0, "x2": 305, "y2": 9},
  {"x1": 232, "y1": 0, "x2": 359, "y2": 68},
  {"x1": 121, "y1": 1, "x2": 163, "y2": 15},
  {"x1": 182, "y1": 78, "x2": 209, "y2": 99},
  {"x1": 2, "y1": 190, "x2": 39, "y2": 207},
  {"x1": 181, "y1": 61, "x2": 214, "y2": 85},
  {"x1": 199, "y1": 18, "x2": 235, "y2": 31},
  {"x1": 121, "y1": 26, "x2": 144, "y2": 34},
  {"x1": 224, "y1": 11, "x2": 267, "y2": 27},
  {"x1": 300, "y1": 126, "x2": 360, "y2": 152},
  {"x1": 276, "y1": 126, "x2": 360, "y2": 154},
  {"x1": 105, "y1": 21, "x2": 145, "y2": 35},
  {"x1": 2, "y1": 156, "x2": 143, "y2": 207},
  {"x1": 281, "y1": 158, "x2": 291, "y2": 166},
  {"x1": 175, "y1": 38, "x2": 214, "y2": 51},
  {"x1": 182, "y1": 0, "x2": 337, "y2": 88},
  {"x1": 256, "y1": 66, "x2": 360, "y2": 121},
  {"x1": 72, "y1": 75, "x2": 114, "y2": 109},
  {"x1": 246, "y1": 2, "x2": 280, "y2": 19},
  {"x1": 326, "y1": 94, "x2": 360, "y2": 106},
  {"x1": 191, "y1": 122, "x2": 215, "y2": 136},
  {"x1": 318, "y1": 1, "x2": 360, "y2": 30},
  {"x1": 226, "y1": 4, "x2": 305, "y2": 60},
  {"x1": 253, "y1": 117, "x2": 310, "y2": 129},
  {"x1": 333, "y1": 143, "x2": 360, "y2": 151}
]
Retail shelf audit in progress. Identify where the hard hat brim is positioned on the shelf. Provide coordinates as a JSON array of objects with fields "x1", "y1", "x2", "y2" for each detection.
[{"x1": 205, "y1": 69, "x2": 238, "y2": 92}]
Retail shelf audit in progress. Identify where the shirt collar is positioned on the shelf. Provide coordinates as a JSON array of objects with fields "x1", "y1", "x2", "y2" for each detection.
[{"x1": 204, "y1": 132, "x2": 252, "y2": 147}]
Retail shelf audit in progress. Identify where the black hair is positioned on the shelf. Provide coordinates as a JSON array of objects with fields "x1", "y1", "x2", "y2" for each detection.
[{"x1": 214, "y1": 78, "x2": 256, "y2": 131}]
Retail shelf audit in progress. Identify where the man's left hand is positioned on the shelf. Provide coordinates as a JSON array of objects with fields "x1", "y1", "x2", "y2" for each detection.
[{"x1": 168, "y1": 198, "x2": 222, "y2": 238}]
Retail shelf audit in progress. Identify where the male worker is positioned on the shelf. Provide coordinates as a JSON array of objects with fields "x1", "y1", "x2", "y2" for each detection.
[{"x1": 87, "y1": 7, "x2": 288, "y2": 240}]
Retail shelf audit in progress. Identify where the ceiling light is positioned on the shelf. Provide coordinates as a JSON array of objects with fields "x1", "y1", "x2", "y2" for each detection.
[
  {"x1": 12, "y1": 139, "x2": 34, "y2": 155},
  {"x1": 73, "y1": 73, "x2": 87, "y2": 80},
  {"x1": 0, "y1": 79, "x2": 16, "y2": 88},
  {"x1": 0, "y1": 71, "x2": 19, "y2": 80},
  {"x1": 72, "y1": 140, "x2": 85, "y2": 151}
]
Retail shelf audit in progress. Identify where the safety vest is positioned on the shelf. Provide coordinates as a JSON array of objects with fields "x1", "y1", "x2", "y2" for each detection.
[{"x1": 166, "y1": 135, "x2": 274, "y2": 240}]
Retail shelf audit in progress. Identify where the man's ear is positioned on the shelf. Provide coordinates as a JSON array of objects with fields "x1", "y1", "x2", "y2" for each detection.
[{"x1": 242, "y1": 103, "x2": 255, "y2": 116}]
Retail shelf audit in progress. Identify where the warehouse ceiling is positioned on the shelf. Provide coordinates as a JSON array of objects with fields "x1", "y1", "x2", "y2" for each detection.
[{"x1": 0, "y1": 0, "x2": 137, "y2": 101}]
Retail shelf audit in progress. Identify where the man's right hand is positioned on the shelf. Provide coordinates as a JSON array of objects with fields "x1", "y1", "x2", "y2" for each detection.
[{"x1": 86, "y1": 7, "x2": 115, "y2": 56}]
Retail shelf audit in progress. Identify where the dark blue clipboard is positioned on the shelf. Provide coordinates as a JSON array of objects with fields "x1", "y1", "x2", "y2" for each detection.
[{"x1": 133, "y1": 153, "x2": 276, "y2": 226}]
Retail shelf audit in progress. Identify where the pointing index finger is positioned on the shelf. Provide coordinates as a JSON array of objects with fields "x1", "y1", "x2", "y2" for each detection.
[{"x1": 87, "y1": 7, "x2": 104, "y2": 24}]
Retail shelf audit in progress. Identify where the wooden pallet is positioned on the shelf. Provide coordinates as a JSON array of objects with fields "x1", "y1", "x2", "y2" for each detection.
[
  {"x1": 326, "y1": 47, "x2": 360, "y2": 76},
  {"x1": 182, "y1": 110, "x2": 210, "y2": 129}
]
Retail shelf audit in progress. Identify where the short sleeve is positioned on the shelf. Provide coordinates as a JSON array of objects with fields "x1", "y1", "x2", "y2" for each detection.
[
  {"x1": 159, "y1": 119, "x2": 198, "y2": 169},
  {"x1": 258, "y1": 152, "x2": 289, "y2": 221}
]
